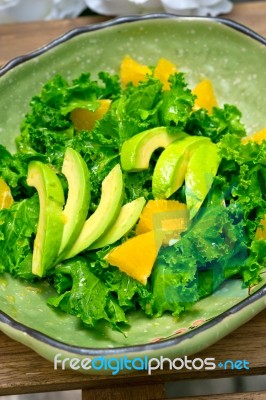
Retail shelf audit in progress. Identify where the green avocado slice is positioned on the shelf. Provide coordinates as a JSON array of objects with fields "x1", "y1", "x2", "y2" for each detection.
[
  {"x1": 57, "y1": 147, "x2": 91, "y2": 260},
  {"x1": 89, "y1": 197, "x2": 146, "y2": 250},
  {"x1": 27, "y1": 161, "x2": 65, "y2": 277},
  {"x1": 185, "y1": 141, "x2": 221, "y2": 219},
  {"x1": 152, "y1": 135, "x2": 210, "y2": 199},
  {"x1": 120, "y1": 127, "x2": 186, "y2": 172},
  {"x1": 64, "y1": 164, "x2": 124, "y2": 259}
]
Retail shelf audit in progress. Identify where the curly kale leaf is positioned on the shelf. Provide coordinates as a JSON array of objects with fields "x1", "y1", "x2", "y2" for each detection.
[
  {"x1": 0, "y1": 145, "x2": 41, "y2": 199},
  {"x1": 47, "y1": 257, "x2": 127, "y2": 331},
  {"x1": 151, "y1": 203, "x2": 250, "y2": 315},
  {"x1": 216, "y1": 135, "x2": 266, "y2": 242},
  {"x1": 0, "y1": 195, "x2": 39, "y2": 280},
  {"x1": 185, "y1": 104, "x2": 246, "y2": 143},
  {"x1": 159, "y1": 73, "x2": 195, "y2": 129}
]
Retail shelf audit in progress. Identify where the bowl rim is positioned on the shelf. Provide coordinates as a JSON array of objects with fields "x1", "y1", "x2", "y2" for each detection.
[
  {"x1": 0, "y1": 13, "x2": 266, "y2": 357},
  {"x1": 0, "y1": 13, "x2": 265, "y2": 77},
  {"x1": 0, "y1": 281, "x2": 265, "y2": 355}
]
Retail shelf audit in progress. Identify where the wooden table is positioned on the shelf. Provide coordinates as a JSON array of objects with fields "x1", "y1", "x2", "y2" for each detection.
[{"x1": 0, "y1": 2, "x2": 266, "y2": 399}]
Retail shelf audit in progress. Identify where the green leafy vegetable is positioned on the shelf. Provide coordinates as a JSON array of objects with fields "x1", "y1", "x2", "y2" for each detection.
[
  {"x1": 151, "y1": 257, "x2": 198, "y2": 317},
  {"x1": 0, "y1": 195, "x2": 39, "y2": 279},
  {"x1": 0, "y1": 145, "x2": 37, "y2": 199},
  {"x1": 0, "y1": 63, "x2": 265, "y2": 332},
  {"x1": 84, "y1": 247, "x2": 153, "y2": 314},
  {"x1": 151, "y1": 203, "x2": 251, "y2": 315},
  {"x1": 185, "y1": 104, "x2": 246, "y2": 143},
  {"x1": 159, "y1": 73, "x2": 195, "y2": 128},
  {"x1": 48, "y1": 257, "x2": 127, "y2": 331}
]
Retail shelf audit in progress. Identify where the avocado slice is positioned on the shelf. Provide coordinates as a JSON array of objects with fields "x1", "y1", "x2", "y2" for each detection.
[
  {"x1": 57, "y1": 148, "x2": 91, "y2": 260},
  {"x1": 121, "y1": 127, "x2": 186, "y2": 172},
  {"x1": 64, "y1": 164, "x2": 124, "y2": 259},
  {"x1": 90, "y1": 197, "x2": 146, "y2": 250},
  {"x1": 185, "y1": 141, "x2": 221, "y2": 219},
  {"x1": 27, "y1": 161, "x2": 65, "y2": 277},
  {"x1": 152, "y1": 135, "x2": 210, "y2": 199}
]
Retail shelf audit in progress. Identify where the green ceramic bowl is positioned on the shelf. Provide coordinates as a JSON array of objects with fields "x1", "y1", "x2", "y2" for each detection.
[{"x1": 0, "y1": 14, "x2": 266, "y2": 374}]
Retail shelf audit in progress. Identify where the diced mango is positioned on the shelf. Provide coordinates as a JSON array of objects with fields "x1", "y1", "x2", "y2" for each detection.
[
  {"x1": 193, "y1": 79, "x2": 218, "y2": 114},
  {"x1": 256, "y1": 217, "x2": 266, "y2": 240},
  {"x1": 242, "y1": 128, "x2": 266, "y2": 145},
  {"x1": 71, "y1": 99, "x2": 111, "y2": 131},
  {"x1": 136, "y1": 199, "x2": 189, "y2": 245},
  {"x1": 0, "y1": 177, "x2": 14, "y2": 210},
  {"x1": 105, "y1": 230, "x2": 162, "y2": 285},
  {"x1": 154, "y1": 58, "x2": 178, "y2": 90},
  {"x1": 120, "y1": 55, "x2": 152, "y2": 88}
]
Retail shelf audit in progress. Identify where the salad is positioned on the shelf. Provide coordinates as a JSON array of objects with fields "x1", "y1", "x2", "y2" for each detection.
[{"x1": 0, "y1": 56, "x2": 265, "y2": 333}]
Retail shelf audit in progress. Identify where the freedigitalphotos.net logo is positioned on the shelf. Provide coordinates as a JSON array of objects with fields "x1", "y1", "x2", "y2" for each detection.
[{"x1": 54, "y1": 354, "x2": 250, "y2": 375}]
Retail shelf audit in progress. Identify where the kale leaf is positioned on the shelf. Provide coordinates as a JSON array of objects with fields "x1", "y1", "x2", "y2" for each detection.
[
  {"x1": 0, "y1": 195, "x2": 39, "y2": 279},
  {"x1": 47, "y1": 257, "x2": 127, "y2": 331},
  {"x1": 185, "y1": 104, "x2": 246, "y2": 143}
]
